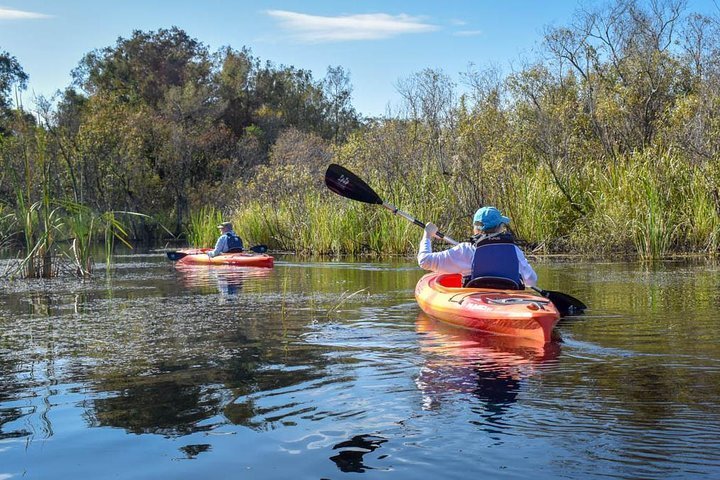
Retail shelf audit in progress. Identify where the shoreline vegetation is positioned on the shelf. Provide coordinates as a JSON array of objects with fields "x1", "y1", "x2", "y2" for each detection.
[{"x1": 2, "y1": 0, "x2": 720, "y2": 278}]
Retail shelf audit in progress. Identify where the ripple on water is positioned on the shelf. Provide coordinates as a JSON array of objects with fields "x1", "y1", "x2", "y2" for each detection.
[{"x1": 2, "y1": 256, "x2": 720, "y2": 479}]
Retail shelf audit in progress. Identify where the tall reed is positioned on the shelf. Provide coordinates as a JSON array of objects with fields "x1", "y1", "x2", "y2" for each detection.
[
  {"x1": 186, "y1": 206, "x2": 224, "y2": 247},
  {"x1": 229, "y1": 146, "x2": 720, "y2": 259},
  {"x1": 0, "y1": 203, "x2": 16, "y2": 250},
  {"x1": 62, "y1": 203, "x2": 139, "y2": 276},
  {"x1": 682, "y1": 169, "x2": 720, "y2": 253},
  {"x1": 631, "y1": 175, "x2": 673, "y2": 260},
  {"x1": 1, "y1": 125, "x2": 139, "y2": 278},
  {"x1": 8, "y1": 125, "x2": 61, "y2": 278}
]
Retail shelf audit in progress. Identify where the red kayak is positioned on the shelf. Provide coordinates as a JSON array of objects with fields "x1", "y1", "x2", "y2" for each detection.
[
  {"x1": 415, "y1": 273, "x2": 560, "y2": 343},
  {"x1": 171, "y1": 248, "x2": 274, "y2": 268}
]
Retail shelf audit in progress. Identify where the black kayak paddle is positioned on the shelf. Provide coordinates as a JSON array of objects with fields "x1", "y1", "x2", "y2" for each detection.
[
  {"x1": 324, "y1": 163, "x2": 458, "y2": 244},
  {"x1": 530, "y1": 286, "x2": 587, "y2": 315},
  {"x1": 324, "y1": 163, "x2": 586, "y2": 315}
]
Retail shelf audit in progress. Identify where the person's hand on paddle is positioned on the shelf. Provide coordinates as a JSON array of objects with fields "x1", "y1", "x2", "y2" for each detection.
[{"x1": 424, "y1": 222, "x2": 439, "y2": 239}]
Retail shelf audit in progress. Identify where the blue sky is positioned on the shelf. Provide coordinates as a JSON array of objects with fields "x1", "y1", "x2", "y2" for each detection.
[{"x1": 1, "y1": 1, "x2": 718, "y2": 117}]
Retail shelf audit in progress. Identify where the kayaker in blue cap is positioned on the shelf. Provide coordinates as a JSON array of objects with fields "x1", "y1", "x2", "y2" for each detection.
[
  {"x1": 208, "y1": 222, "x2": 244, "y2": 258},
  {"x1": 417, "y1": 206, "x2": 537, "y2": 289}
]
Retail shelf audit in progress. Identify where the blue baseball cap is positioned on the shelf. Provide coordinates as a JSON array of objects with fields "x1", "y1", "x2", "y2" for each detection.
[{"x1": 473, "y1": 207, "x2": 510, "y2": 230}]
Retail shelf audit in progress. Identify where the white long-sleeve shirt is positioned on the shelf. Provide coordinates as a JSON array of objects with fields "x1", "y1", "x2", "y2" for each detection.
[
  {"x1": 208, "y1": 231, "x2": 241, "y2": 258},
  {"x1": 417, "y1": 232, "x2": 538, "y2": 287},
  {"x1": 208, "y1": 234, "x2": 230, "y2": 258}
]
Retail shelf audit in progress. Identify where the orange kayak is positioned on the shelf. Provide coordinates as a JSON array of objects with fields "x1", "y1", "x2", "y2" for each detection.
[
  {"x1": 414, "y1": 273, "x2": 560, "y2": 343},
  {"x1": 174, "y1": 248, "x2": 274, "y2": 268}
]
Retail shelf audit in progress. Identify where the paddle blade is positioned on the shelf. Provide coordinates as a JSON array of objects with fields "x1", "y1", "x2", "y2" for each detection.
[
  {"x1": 550, "y1": 292, "x2": 587, "y2": 315},
  {"x1": 248, "y1": 245, "x2": 268, "y2": 254},
  {"x1": 324, "y1": 164, "x2": 383, "y2": 205},
  {"x1": 532, "y1": 286, "x2": 586, "y2": 315},
  {"x1": 166, "y1": 251, "x2": 188, "y2": 261}
]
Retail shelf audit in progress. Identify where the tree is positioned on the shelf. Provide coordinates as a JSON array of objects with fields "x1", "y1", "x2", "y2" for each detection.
[
  {"x1": 0, "y1": 49, "x2": 29, "y2": 134},
  {"x1": 322, "y1": 66, "x2": 359, "y2": 142},
  {"x1": 542, "y1": 0, "x2": 688, "y2": 155},
  {"x1": 395, "y1": 68, "x2": 456, "y2": 174},
  {"x1": 216, "y1": 46, "x2": 258, "y2": 137},
  {"x1": 72, "y1": 27, "x2": 214, "y2": 109},
  {"x1": 0, "y1": 49, "x2": 27, "y2": 109}
]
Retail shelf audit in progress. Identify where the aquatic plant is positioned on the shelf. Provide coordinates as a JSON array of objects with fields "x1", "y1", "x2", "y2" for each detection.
[{"x1": 186, "y1": 206, "x2": 224, "y2": 248}]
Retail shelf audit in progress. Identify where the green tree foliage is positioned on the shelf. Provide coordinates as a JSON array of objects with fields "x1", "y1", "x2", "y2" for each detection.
[
  {"x1": 72, "y1": 27, "x2": 214, "y2": 108},
  {"x1": 48, "y1": 29, "x2": 361, "y2": 236},
  {"x1": 0, "y1": 49, "x2": 27, "y2": 108},
  {"x1": 0, "y1": 48, "x2": 29, "y2": 134}
]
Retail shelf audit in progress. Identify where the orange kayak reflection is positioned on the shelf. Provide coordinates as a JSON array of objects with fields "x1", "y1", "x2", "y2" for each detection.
[
  {"x1": 174, "y1": 263, "x2": 272, "y2": 295},
  {"x1": 415, "y1": 312, "x2": 560, "y2": 412}
]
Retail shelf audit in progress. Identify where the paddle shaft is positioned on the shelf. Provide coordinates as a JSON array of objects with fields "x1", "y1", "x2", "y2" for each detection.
[
  {"x1": 380, "y1": 201, "x2": 458, "y2": 245},
  {"x1": 324, "y1": 163, "x2": 458, "y2": 244}
]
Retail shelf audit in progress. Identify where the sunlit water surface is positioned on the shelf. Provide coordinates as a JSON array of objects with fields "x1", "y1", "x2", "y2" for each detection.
[{"x1": 1, "y1": 252, "x2": 720, "y2": 479}]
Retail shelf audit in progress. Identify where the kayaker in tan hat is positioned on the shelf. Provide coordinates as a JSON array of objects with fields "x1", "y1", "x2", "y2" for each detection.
[
  {"x1": 417, "y1": 206, "x2": 537, "y2": 289},
  {"x1": 208, "y1": 221, "x2": 244, "y2": 258}
]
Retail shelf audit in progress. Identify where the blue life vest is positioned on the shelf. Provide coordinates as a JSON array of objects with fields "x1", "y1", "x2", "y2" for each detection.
[
  {"x1": 467, "y1": 233, "x2": 522, "y2": 289},
  {"x1": 225, "y1": 232, "x2": 244, "y2": 252}
]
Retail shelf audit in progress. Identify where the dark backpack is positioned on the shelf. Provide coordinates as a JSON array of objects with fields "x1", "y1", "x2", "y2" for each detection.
[{"x1": 225, "y1": 232, "x2": 244, "y2": 252}]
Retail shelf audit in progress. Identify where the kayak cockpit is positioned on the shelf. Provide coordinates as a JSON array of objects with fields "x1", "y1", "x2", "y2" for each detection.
[{"x1": 435, "y1": 273, "x2": 464, "y2": 288}]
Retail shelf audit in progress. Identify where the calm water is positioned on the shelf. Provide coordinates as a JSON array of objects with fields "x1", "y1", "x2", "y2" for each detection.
[{"x1": 1, "y1": 251, "x2": 720, "y2": 479}]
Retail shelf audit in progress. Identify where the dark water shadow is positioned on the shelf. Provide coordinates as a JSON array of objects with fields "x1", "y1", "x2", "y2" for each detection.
[
  {"x1": 329, "y1": 434, "x2": 388, "y2": 473},
  {"x1": 178, "y1": 443, "x2": 212, "y2": 459}
]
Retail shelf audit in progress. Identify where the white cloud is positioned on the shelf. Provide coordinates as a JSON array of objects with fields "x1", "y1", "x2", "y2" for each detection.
[
  {"x1": 266, "y1": 10, "x2": 438, "y2": 42},
  {"x1": 0, "y1": 7, "x2": 50, "y2": 20}
]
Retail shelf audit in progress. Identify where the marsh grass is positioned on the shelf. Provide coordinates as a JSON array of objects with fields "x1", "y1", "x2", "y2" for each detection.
[
  {"x1": 232, "y1": 168, "x2": 468, "y2": 255},
  {"x1": 232, "y1": 205, "x2": 273, "y2": 250},
  {"x1": 505, "y1": 166, "x2": 571, "y2": 252},
  {"x1": 1, "y1": 127, "x2": 141, "y2": 278},
  {"x1": 230, "y1": 149, "x2": 719, "y2": 259},
  {"x1": 631, "y1": 176, "x2": 674, "y2": 260},
  {"x1": 683, "y1": 170, "x2": 720, "y2": 253},
  {"x1": 1, "y1": 201, "x2": 139, "y2": 279},
  {"x1": 186, "y1": 206, "x2": 223, "y2": 247}
]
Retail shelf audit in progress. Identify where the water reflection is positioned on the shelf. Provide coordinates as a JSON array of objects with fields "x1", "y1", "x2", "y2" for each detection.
[
  {"x1": 3, "y1": 256, "x2": 720, "y2": 479},
  {"x1": 329, "y1": 434, "x2": 388, "y2": 473},
  {"x1": 173, "y1": 264, "x2": 272, "y2": 296},
  {"x1": 89, "y1": 381, "x2": 222, "y2": 436},
  {"x1": 415, "y1": 313, "x2": 560, "y2": 417},
  {"x1": 179, "y1": 443, "x2": 211, "y2": 459}
]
